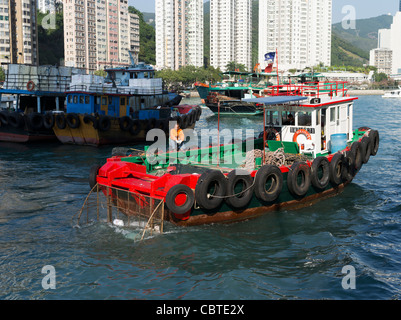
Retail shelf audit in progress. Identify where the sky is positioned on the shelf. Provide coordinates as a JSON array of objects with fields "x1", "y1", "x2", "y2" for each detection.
[{"x1": 128, "y1": 0, "x2": 399, "y2": 23}]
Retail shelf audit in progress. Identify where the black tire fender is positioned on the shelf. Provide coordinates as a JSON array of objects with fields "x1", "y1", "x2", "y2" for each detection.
[
  {"x1": 287, "y1": 162, "x2": 311, "y2": 197},
  {"x1": 360, "y1": 136, "x2": 372, "y2": 164},
  {"x1": 166, "y1": 184, "x2": 195, "y2": 215},
  {"x1": 311, "y1": 156, "x2": 330, "y2": 190},
  {"x1": 83, "y1": 114, "x2": 99, "y2": 129},
  {"x1": 119, "y1": 116, "x2": 133, "y2": 131},
  {"x1": 329, "y1": 153, "x2": 345, "y2": 186},
  {"x1": 66, "y1": 113, "x2": 80, "y2": 129},
  {"x1": 254, "y1": 165, "x2": 283, "y2": 203},
  {"x1": 350, "y1": 141, "x2": 363, "y2": 173},
  {"x1": 89, "y1": 164, "x2": 102, "y2": 190},
  {"x1": 129, "y1": 119, "x2": 142, "y2": 135},
  {"x1": 195, "y1": 169, "x2": 227, "y2": 211},
  {"x1": 43, "y1": 112, "x2": 55, "y2": 129},
  {"x1": 98, "y1": 115, "x2": 111, "y2": 132},
  {"x1": 0, "y1": 111, "x2": 8, "y2": 126},
  {"x1": 8, "y1": 112, "x2": 24, "y2": 128},
  {"x1": 225, "y1": 169, "x2": 254, "y2": 209},
  {"x1": 369, "y1": 130, "x2": 379, "y2": 156},
  {"x1": 55, "y1": 114, "x2": 67, "y2": 130},
  {"x1": 27, "y1": 112, "x2": 44, "y2": 131}
]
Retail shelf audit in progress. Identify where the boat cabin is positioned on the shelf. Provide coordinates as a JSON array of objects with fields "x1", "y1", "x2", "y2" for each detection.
[
  {"x1": 66, "y1": 92, "x2": 130, "y2": 118},
  {"x1": 244, "y1": 95, "x2": 357, "y2": 158}
]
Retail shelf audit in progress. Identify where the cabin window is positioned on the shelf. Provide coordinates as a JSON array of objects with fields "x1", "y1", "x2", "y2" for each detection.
[
  {"x1": 120, "y1": 97, "x2": 126, "y2": 105},
  {"x1": 266, "y1": 111, "x2": 280, "y2": 126},
  {"x1": 102, "y1": 97, "x2": 107, "y2": 105},
  {"x1": 282, "y1": 111, "x2": 295, "y2": 125},
  {"x1": 316, "y1": 110, "x2": 320, "y2": 126},
  {"x1": 108, "y1": 96, "x2": 112, "y2": 105},
  {"x1": 85, "y1": 96, "x2": 90, "y2": 104},
  {"x1": 68, "y1": 96, "x2": 72, "y2": 104},
  {"x1": 298, "y1": 111, "x2": 312, "y2": 126},
  {"x1": 130, "y1": 72, "x2": 133, "y2": 79},
  {"x1": 73, "y1": 95, "x2": 78, "y2": 104},
  {"x1": 96, "y1": 97, "x2": 101, "y2": 105},
  {"x1": 330, "y1": 107, "x2": 336, "y2": 123},
  {"x1": 79, "y1": 96, "x2": 84, "y2": 104}
]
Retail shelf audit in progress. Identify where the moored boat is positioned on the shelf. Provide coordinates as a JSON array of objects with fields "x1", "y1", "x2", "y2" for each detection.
[
  {"x1": 50, "y1": 58, "x2": 201, "y2": 146},
  {"x1": 87, "y1": 87, "x2": 379, "y2": 228},
  {"x1": 382, "y1": 86, "x2": 401, "y2": 98}
]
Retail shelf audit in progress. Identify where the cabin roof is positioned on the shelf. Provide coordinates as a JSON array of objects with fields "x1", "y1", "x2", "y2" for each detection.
[{"x1": 242, "y1": 96, "x2": 308, "y2": 105}]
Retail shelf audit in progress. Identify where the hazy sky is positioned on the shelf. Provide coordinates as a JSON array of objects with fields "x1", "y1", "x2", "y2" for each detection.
[{"x1": 128, "y1": 0, "x2": 399, "y2": 23}]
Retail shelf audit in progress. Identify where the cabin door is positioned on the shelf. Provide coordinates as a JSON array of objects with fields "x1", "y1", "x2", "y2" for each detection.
[
  {"x1": 339, "y1": 104, "x2": 348, "y2": 134},
  {"x1": 119, "y1": 96, "x2": 127, "y2": 117},
  {"x1": 101, "y1": 96, "x2": 108, "y2": 115}
]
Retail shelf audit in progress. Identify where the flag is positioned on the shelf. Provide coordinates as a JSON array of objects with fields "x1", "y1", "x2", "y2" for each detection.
[{"x1": 264, "y1": 52, "x2": 276, "y2": 62}]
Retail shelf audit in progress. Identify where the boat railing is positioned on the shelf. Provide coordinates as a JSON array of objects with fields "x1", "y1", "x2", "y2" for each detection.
[
  {"x1": 265, "y1": 81, "x2": 348, "y2": 99},
  {"x1": 2, "y1": 73, "x2": 71, "y2": 93},
  {"x1": 67, "y1": 84, "x2": 163, "y2": 95}
]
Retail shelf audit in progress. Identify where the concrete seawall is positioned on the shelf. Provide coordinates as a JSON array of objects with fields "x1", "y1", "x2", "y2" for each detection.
[{"x1": 347, "y1": 90, "x2": 384, "y2": 96}]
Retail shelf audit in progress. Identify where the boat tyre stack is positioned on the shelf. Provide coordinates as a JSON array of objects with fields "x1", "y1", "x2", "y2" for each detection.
[
  {"x1": 254, "y1": 165, "x2": 283, "y2": 203},
  {"x1": 166, "y1": 184, "x2": 195, "y2": 215},
  {"x1": 287, "y1": 162, "x2": 311, "y2": 197},
  {"x1": 225, "y1": 169, "x2": 254, "y2": 209},
  {"x1": 311, "y1": 156, "x2": 330, "y2": 190},
  {"x1": 195, "y1": 170, "x2": 227, "y2": 211}
]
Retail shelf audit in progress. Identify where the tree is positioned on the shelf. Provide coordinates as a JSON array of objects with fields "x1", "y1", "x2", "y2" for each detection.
[
  {"x1": 374, "y1": 72, "x2": 388, "y2": 83},
  {"x1": 225, "y1": 61, "x2": 247, "y2": 72}
]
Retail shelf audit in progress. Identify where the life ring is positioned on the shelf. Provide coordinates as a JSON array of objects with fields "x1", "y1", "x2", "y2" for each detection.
[
  {"x1": 66, "y1": 113, "x2": 81, "y2": 129},
  {"x1": 360, "y1": 136, "x2": 372, "y2": 164},
  {"x1": 89, "y1": 164, "x2": 102, "y2": 190},
  {"x1": 293, "y1": 129, "x2": 312, "y2": 144},
  {"x1": 254, "y1": 165, "x2": 283, "y2": 203},
  {"x1": 119, "y1": 116, "x2": 133, "y2": 131},
  {"x1": 225, "y1": 169, "x2": 254, "y2": 209},
  {"x1": 329, "y1": 153, "x2": 345, "y2": 186},
  {"x1": 287, "y1": 162, "x2": 311, "y2": 197},
  {"x1": 129, "y1": 119, "x2": 141, "y2": 136},
  {"x1": 55, "y1": 114, "x2": 66, "y2": 130},
  {"x1": 27, "y1": 81, "x2": 35, "y2": 91},
  {"x1": 98, "y1": 115, "x2": 111, "y2": 132},
  {"x1": 43, "y1": 112, "x2": 55, "y2": 129},
  {"x1": 27, "y1": 113, "x2": 44, "y2": 131},
  {"x1": 311, "y1": 156, "x2": 330, "y2": 190},
  {"x1": 369, "y1": 130, "x2": 379, "y2": 156},
  {"x1": 195, "y1": 169, "x2": 227, "y2": 211},
  {"x1": 165, "y1": 184, "x2": 195, "y2": 215},
  {"x1": 83, "y1": 114, "x2": 99, "y2": 129},
  {"x1": 8, "y1": 112, "x2": 24, "y2": 129}
]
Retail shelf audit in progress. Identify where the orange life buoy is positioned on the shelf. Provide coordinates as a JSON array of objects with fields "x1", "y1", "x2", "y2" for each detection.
[
  {"x1": 27, "y1": 81, "x2": 35, "y2": 91},
  {"x1": 293, "y1": 129, "x2": 312, "y2": 143}
]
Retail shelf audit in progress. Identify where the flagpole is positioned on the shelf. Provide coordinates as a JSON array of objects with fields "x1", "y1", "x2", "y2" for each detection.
[{"x1": 276, "y1": 48, "x2": 279, "y2": 87}]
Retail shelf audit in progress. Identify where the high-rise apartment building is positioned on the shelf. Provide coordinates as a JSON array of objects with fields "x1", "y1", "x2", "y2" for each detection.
[
  {"x1": 64, "y1": 0, "x2": 137, "y2": 72},
  {"x1": 155, "y1": 0, "x2": 204, "y2": 70},
  {"x1": 38, "y1": 0, "x2": 62, "y2": 13},
  {"x1": 370, "y1": 11, "x2": 401, "y2": 75},
  {"x1": 209, "y1": 0, "x2": 252, "y2": 72},
  {"x1": 129, "y1": 13, "x2": 140, "y2": 55},
  {"x1": 258, "y1": 0, "x2": 332, "y2": 71},
  {"x1": 0, "y1": 0, "x2": 39, "y2": 66}
]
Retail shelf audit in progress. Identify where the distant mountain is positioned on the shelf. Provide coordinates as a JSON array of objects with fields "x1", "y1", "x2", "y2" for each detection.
[{"x1": 332, "y1": 14, "x2": 393, "y2": 53}]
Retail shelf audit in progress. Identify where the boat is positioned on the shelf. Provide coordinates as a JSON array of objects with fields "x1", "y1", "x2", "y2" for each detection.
[
  {"x1": 85, "y1": 81, "x2": 379, "y2": 229},
  {"x1": 382, "y1": 86, "x2": 401, "y2": 98},
  {"x1": 0, "y1": 64, "x2": 84, "y2": 143},
  {"x1": 195, "y1": 71, "x2": 348, "y2": 116},
  {"x1": 50, "y1": 57, "x2": 201, "y2": 146}
]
